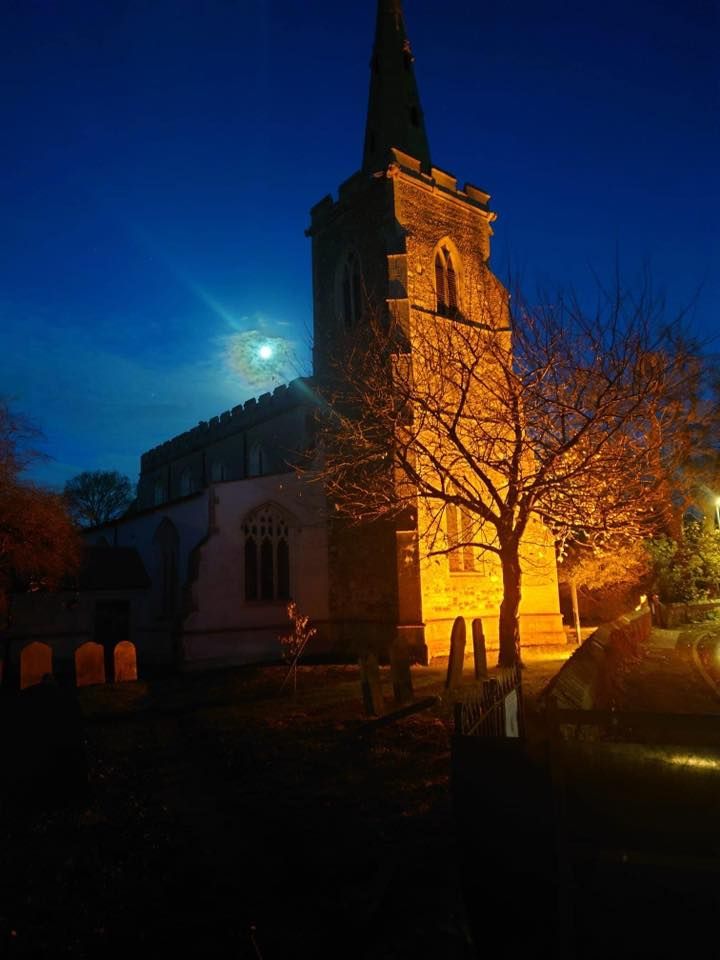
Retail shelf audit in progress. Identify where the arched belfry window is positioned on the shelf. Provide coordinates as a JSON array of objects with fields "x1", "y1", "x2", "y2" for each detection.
[
  {"x1": 434, "y1": 245, "x2": 459, "y2": 317},
  {"x1": 243, "y1": 504, "x2": 291, "y2": 602},
  {"x1": 340, "y1": 251, "x2": 363, "y2": 329}
]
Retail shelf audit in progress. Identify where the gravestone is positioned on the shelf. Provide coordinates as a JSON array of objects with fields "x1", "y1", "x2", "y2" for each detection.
[
  {"x1": 472, "y1": 618, "x2": 488, "y2": 679},
  {"x1": 445, "y1": 617, "x2": 466, "y2": 691},
  {"x1": 114, "y1": 641, "x2": 138, "y2": 682},
  {"x1": 359, "y1": 651, "x2": 384, "y2": 717},
  {"x1": 75, "y1": 641, "x2": 106, "y2": 687},
  {"x1": 390, "y1": 635, "x2": 414, "y2": 705},
  {"x1": 20, "y1": 641, "x2": 53, "y2": 690}
]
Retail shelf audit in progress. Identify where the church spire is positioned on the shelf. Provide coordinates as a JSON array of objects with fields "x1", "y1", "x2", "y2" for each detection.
[{"x1": 362, "y1": 0, "x2": 431, "y2": 174}]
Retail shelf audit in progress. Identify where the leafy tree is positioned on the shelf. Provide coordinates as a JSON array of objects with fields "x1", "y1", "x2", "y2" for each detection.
[
  {"x1": 312, "y1": 270, "x2": 712, "y2": 667},
  {"x1": 0, "y1": 400, "x2": 80, "y2": 618},
  {"x1": 64, "y1": 470, "x2": 133, "y2": 527},
  {"x1": 646, "y1": 523, "x2": 720, "y2": 603}
]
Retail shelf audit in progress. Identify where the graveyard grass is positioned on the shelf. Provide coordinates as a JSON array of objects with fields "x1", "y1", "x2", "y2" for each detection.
[{"x1": 0, "y1": 655, "x2": 563, "y2": 958}]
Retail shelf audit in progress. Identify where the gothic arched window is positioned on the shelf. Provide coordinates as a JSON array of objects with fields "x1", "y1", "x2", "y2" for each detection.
[
  {"x1": 446, "y1": 503, "x2": 476, "y2": 573},
  {"x1": 154, "y1": 478, "x2": 166, "y2": 506},
  {"x1": 434, "y1": 246, "x2": 459, "y2": 317},
  {"x1": 340, "y1": 252, "x2": 363, "y2": 329},
  {"x1": 179, "y1": 467, "x2": 194, "y2": 497},
  {"x1": 243, "y1": 504, "x2": 291, "y2": 602},
  {"x1": 210, "y1": 460, "x2": 227, "y2": 482}
]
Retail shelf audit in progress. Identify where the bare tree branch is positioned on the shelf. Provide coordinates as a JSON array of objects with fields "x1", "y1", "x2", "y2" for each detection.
[{"x1": 307, "y1": 266, "x2": 715, "y2": 666}]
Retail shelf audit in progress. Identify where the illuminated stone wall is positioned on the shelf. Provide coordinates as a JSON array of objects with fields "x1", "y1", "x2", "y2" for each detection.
[
  {"x1": 390, "y1": 156, "x2": 565, "y2": 656},
  {"x1": 417, "y1": 508, "x2": 565, "y2": 658},
  {"x1": 309, "y1": 151, "x2": 565, "y2": 657}
]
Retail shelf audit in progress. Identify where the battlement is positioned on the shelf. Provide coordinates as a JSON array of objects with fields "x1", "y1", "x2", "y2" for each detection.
[
  {"x1": 140, "y1": 377, "x2": 315, "y2": 471},
  {"x1": 308, "y1": 149, "x2": 493, "y2": 236}
]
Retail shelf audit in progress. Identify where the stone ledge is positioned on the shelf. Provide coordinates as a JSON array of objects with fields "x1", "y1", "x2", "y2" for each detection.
[{"x1": 544, "y1": 607, "x2": 652, "y2": 711}]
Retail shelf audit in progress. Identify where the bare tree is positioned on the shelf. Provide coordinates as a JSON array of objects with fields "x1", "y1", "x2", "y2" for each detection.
[
  {"x1": 64, "y1": 470, "x2": 133, "y2": 528},
  {"x1": 0, "y1": 398, "x2": 43, "y2": 485},
  {"x1": 312, "y1": 267, "x2": 711, "y2": 667}
]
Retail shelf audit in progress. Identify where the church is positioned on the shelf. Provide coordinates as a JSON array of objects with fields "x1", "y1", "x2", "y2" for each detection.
[{"x1": 8, "y1": 0, "x2": 565, "y2": 685}]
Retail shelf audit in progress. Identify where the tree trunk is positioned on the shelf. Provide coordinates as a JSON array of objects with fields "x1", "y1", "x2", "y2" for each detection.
[{"x1": 498, "y1": 546, "x2": 522, "y2": 668}]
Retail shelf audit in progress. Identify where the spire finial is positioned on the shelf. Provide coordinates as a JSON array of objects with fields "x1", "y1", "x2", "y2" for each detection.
[{"x1": 362, "y1": 0, "x2": 431, "y2": 173}]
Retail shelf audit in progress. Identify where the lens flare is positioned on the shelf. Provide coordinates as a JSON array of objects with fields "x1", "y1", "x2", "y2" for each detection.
[{"x1": 224, "y1": 330, "x2": 294, "y2": 388}]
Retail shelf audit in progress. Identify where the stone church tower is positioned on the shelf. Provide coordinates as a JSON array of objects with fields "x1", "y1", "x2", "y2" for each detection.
[{"x1": 308, "y1": 0, "x2": 564, "y2": 660}]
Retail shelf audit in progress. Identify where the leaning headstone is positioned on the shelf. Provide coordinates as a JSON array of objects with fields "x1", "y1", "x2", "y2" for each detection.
[
  {"x1": 445, "y1": 617, "x2": 466, "y2": 691},
  {"x1": 359, "y1": 651, "x2": 384, "y2": 717},
  {"x1": 471, "y1": 618, "x2": 488, "y2": 680},
  {"x1": 390, "y1": 635, "x2": 414, "y2": 706}
]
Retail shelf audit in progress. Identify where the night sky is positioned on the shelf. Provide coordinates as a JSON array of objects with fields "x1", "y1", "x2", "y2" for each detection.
[{"x1": 3, "y1": 0, "x2": 718, "y2": 490}]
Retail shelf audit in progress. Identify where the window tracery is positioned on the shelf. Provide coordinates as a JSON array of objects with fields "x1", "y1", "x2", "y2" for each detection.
[
  {"x1": 447, "y1": 503, "x2": 476, "y2": 572},
  {"x1": 243, "y1": 504, "x2": 291, "y2": 602}
]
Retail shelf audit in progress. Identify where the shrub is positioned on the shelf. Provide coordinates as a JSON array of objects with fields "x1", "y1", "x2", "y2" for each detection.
[{"x1": 646, "y1": 524, "x2": 720, "y2": 603}]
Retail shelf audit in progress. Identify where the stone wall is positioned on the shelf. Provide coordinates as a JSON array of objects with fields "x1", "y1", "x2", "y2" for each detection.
[
  {"x1": 655, "y1": 599, "x2": 720, "y2": 628},
  {"x1": 544, "y1": 607, "x2": 652, "y2": 710}
]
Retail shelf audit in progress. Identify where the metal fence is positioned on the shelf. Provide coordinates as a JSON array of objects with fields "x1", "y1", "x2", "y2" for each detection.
[{"x1": 454, "y1": 663, "x2": 524, "y2": 738}]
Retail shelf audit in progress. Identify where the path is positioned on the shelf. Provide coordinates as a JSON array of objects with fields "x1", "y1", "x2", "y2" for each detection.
[{"x1": 616, "y1": 624, "x2": 720, "y2": 713}]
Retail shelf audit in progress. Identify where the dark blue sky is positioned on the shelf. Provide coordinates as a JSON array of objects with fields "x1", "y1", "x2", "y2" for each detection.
[{"x1": 3, "y1": 0, "x2": 718, "y2": 489}]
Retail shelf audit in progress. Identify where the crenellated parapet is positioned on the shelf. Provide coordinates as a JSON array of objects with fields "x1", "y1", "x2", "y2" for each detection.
[
  {"x1": 308, "y1": 149, "x2": 494, "y2": 235},
  {"x1": 140, "y1": 377, "x2": 315, "y2": 471},
  {"x1": 136, "y1": 377, "x2": 318, "y2": 509}
]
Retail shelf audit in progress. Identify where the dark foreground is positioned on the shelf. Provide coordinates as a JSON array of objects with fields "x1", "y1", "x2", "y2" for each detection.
[
  {"x1": 1, "y1": 664, "x2": 474, "y2": 960},
  {"x1": 1, "y1": 633, "x2": 719, "y2": 959}
]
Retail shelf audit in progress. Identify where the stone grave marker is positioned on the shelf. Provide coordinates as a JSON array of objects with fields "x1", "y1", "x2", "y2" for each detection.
[
  {"x1": 390, "y1": 634, "x2": 414, "y2": 705},
  {"x1": 114, "y1": 640, "x2": 138, "y2": 681},
  {"x1": 75, "y1": 641, "x2": 106, "y2": 687},
  {"x1": 445, "y1": 616, "x2": 466, "y2": 690},
  {"x1": 472, "y1": 618, "x2": 488, "y2": 679},
  {"x1": 359, "y1": 651, "x2": 384, "y2": 717},
  {"x1": 20, "y1": 641, "x2": 52, "y2": 690}
]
